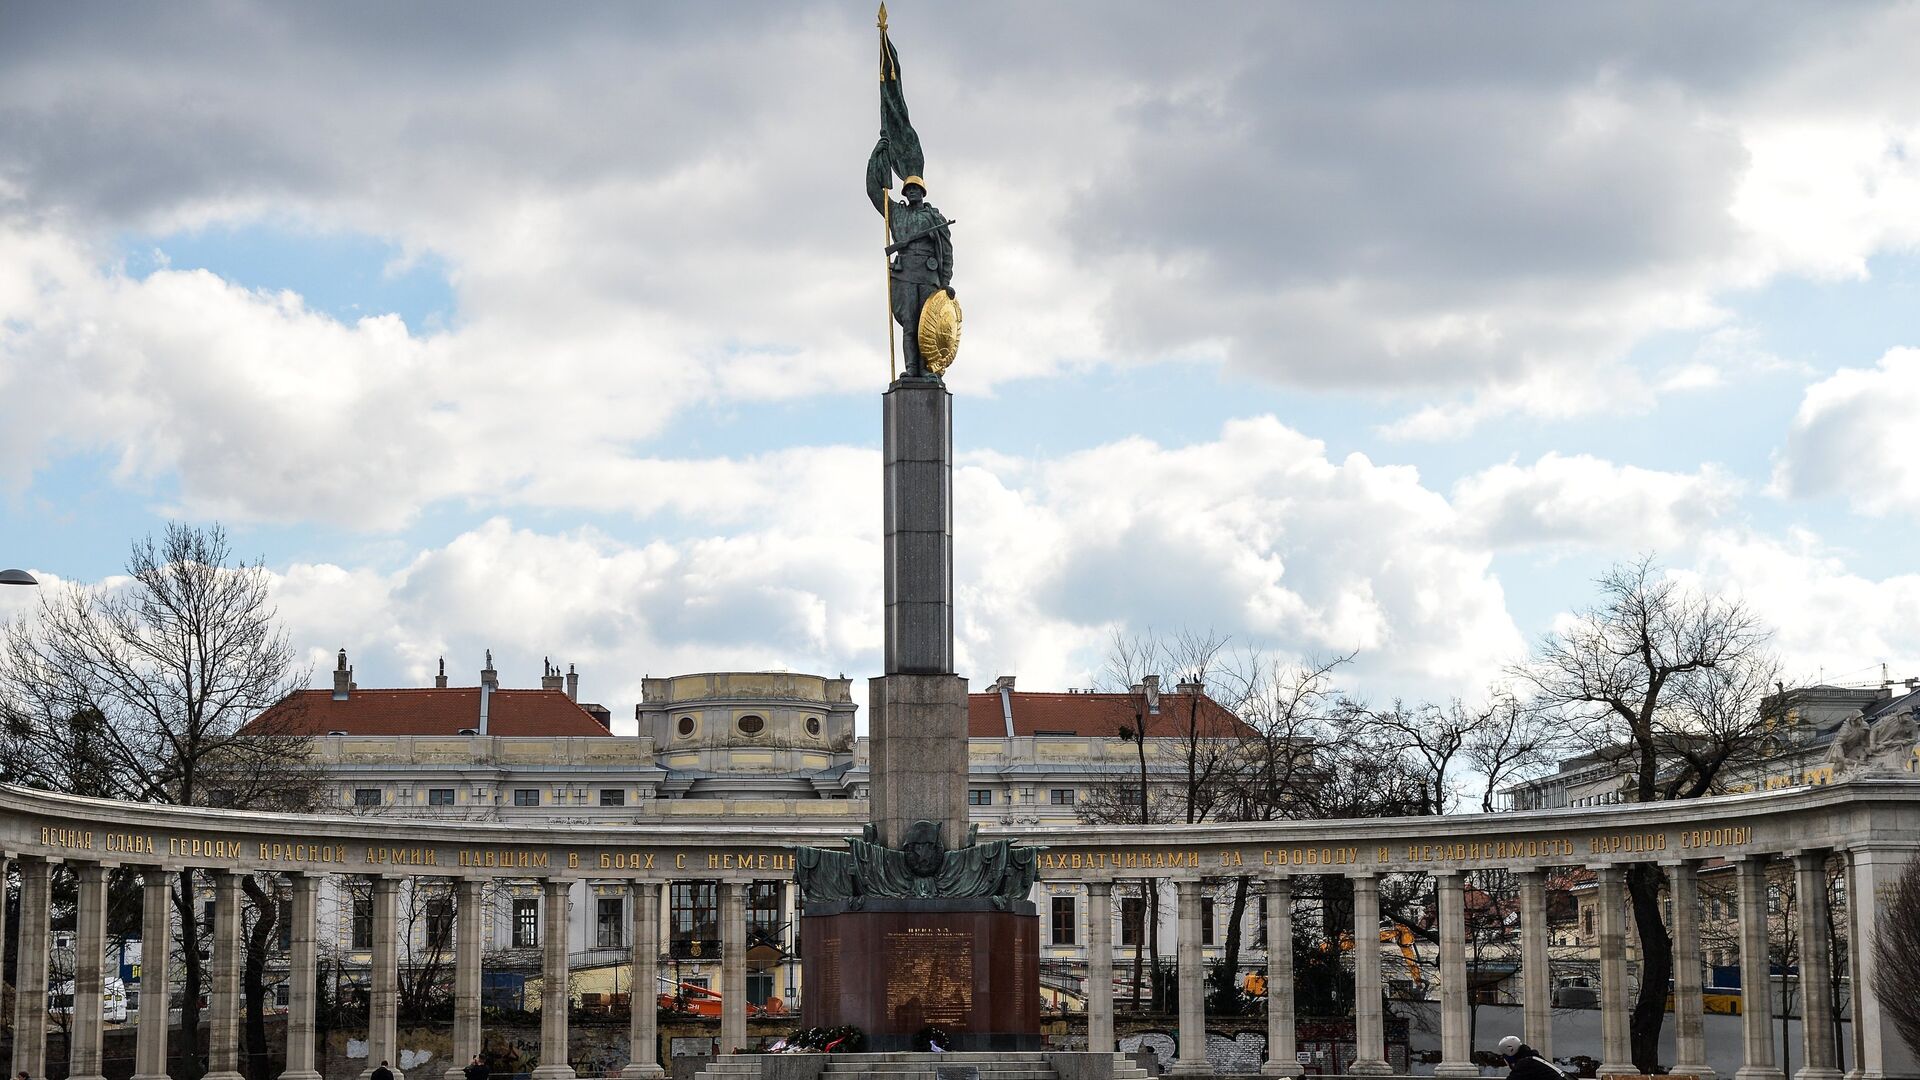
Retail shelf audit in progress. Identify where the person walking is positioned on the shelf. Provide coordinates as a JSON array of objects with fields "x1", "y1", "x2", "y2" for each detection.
[
  {"x1": 371, "y1": 1060, "x2": 396, "y2": 1080},
  {"x1": 1497, "y1": 1037, "x2": 1562, "y2": 1080}
]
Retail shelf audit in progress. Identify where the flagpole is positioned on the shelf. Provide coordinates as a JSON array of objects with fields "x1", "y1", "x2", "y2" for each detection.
[{"x1": 880, "y1": 3, "x2": 896, "y2": 381}]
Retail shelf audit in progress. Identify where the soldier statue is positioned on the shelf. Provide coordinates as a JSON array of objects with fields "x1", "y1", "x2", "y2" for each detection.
[{"x1": 867, "y1": 135, "x2": 954, "y2": 379}]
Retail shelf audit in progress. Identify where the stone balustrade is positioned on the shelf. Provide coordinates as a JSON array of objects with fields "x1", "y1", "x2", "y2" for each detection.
[{"x1": 2, "y1": 777, "x2": 1917, "y2": 1079}]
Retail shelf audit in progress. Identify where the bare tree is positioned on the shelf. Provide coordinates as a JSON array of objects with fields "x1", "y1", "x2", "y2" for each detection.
[
  {"x1": 0, "y1": 523, "x2": 318, "y2": 1080},
  {"x1": 1515, "y1": 555, "x2": 1793, "y2": 1073}
]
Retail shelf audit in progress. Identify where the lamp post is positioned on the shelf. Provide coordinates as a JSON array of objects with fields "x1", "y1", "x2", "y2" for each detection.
[{"x1": 0, "y1": 569, "x2": 37, "y2": 586}]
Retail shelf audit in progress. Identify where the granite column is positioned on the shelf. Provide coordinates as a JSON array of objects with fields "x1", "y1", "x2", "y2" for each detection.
[
  {"x1": 207, "y1": 870, "x2": 245, "y2": 1080},
  {"x1": 1349, "y1": 874, "x2": 1390, "y2": 1076},
  {"x1": 1595, "y1": 866, "x2": 1636, "y2": 1078},
  {"x1": 1086, "y1": 881, "x2": 1115, "y2": 1054},
  {"x1": 1669, "y1": 860, "x2": 1715, "y2": 1080},
  {"x1": 11, "y1": 859, "x2": 50, "y2": 1080},
  {"x1": 1171, "y1": 880, "x2": 1210, "y2": 1076},
  {"x1": 1435, "y1": 871, "x2": 1477, "y2": 1079},
  {"x1": 282, "y1": 873, "x2": 322, "y2": 1080},
  {"x1": 623, "y1": 883, "x2": 665, "y2": 1080},
  {"x1": 1796, "y1": 853, "x2": 1842, "y2": 1080},
  {"x1": 133, "y1": 869, "x2": 175, "y2": 1080},
  {"x1": 532, "y1": 879, "x2": 575, "y2": 1080},
  {"x1": 1518, "y1": 870, "x2": 1553, "y2": 1059},
  {"x1": 68, "y1": 864, "x2": 109, "y2": 1080},
  {"x1": 1736, "y1": 857, "x2": 1785, "y2": 1080},
  {"x1": 1260, "y1": 877, "x2": 1302, "y2": 1078}
]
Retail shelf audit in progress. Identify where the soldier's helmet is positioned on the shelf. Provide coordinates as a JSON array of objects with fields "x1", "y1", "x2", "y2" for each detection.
[{"x1": 901, "y1": 175, "x2": 928, "y2": 195}]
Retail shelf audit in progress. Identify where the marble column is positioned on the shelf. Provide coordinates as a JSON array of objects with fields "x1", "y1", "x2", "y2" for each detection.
[
  {"x1": 283, "y1": 873, "x2": 322, "y2": 1080},
  {"x1": 133, "y1": 869, "x2": 175, "y2": 1080},
  {"x1": 446, "y1": 879, "x2": 485, "y2": 1080},
  {"x1": 1668, "y1": 861, "x2": 1715, "y2": 1080},
  {"x1": 207, "y1": 870, "x2": 245, "y2": 1080},
  {"x1": 1595, "y1": 866, "x2": 1636, "y2": 1078},
  {"x1": 531, "y1": 879, "x2": 576, "y2": 1080},
  {"x1": 623, "y1": 883, "x2": 665, "y2": 1080},
  {"x1": 1841, "y1": 851, "x2": 1866, "y2": 1080},
  {"x1": 11, "y1": 859, "x2": 50, "y2": 1080},
  {"x1": 1841, "y1": 845, "x2": 1920, "y2": 1080},
  {"x1": 1087, "y1": 881, "x2": 1116, "y2": 1054},
  {"x1": 719, "y1": 882, "x2": 747, "y2": 1054},
  {"x1": 1735, "y1": 857, "x2": 1785, "y2": 1080},
  {"x1": 1795, "y1": 853, "x2": 1842, "y2": 1080},
  {"x1": 1349, "y1": 874, "x2": 1391, "y2": 1076},
  {"x1": 365, "y1": 877, "x2": 400, "y2": 1080},
  {"x1": 1435, "y1": 872, "x2": 1477, "y2": 1079},
  {"x1": 1260, "y1": 876, "x2": 1302, "y2": 1078},
  {"x1": 68, "y1": 863, "x2": 109, "y2": 1080},
  {"x1": 1171, "y1": 879, "x2": 1211, "y2": 1076},
  {"x1": 1518, "y1": 870, "x2": 1553, "y2": 1059}
]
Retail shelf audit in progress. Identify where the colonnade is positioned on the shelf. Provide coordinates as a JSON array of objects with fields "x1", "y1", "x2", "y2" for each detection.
[
  {"x1": 1078, "y1": 851, "x2": 1876, "y2": 1079},
  {"x1": 0, "y1": 861, "x2": 761, "y2": 1080}
]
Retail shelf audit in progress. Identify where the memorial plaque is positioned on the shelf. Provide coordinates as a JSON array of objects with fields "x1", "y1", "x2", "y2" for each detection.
[
  {"x1": 799, "y1": 899, "x2": 1039, "y2": 1051},
  {"x1": 884, "y1": 926, "x2": 975, "y2": 1028}
]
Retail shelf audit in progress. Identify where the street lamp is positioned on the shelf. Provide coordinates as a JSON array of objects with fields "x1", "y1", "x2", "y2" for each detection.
[{"x1": 0, "y1": 569, "x2": 37, "y2": 586}]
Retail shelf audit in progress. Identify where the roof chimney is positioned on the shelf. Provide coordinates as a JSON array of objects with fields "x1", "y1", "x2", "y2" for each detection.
[
  {"x1": 1174, "y1": 673, "x2": 1202, "y2": 697},
  {"x1": 1142, "y1": 674, "x2": 1162, "y2": 715},
  {"x1": 541, "y1": 657, "x2": 564, "y2": 693},
  {"x1": 481, "y1": 650, "x2": 498, "y2": 691},
  {"x1": 991, "y1": 675, "x2": 1017, "y2": 736},
  {"x1": 435, "y1": 657, "x2": 448, "y2": 689},
  {"x1": 566, "y1": 664, "x2": 579, "y2": 701},
  {"x1": 332, "y1": 649, "x2": 354, "y2": 701}
]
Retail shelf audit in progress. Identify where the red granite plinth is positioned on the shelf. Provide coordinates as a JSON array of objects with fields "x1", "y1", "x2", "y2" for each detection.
[{"x1": 801, "y1": 898, "x2": 1039, "y2": 1051}]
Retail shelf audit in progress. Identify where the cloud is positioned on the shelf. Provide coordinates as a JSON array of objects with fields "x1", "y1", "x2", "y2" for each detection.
[
  {"x1": 1772, "y1": 347, "x2": 1920, "y2": 518},
  {"x1": 1452, "y1": 453, "x2": 1743, "y2": 552},
  {"x1": 4, "y1": 1, "x2": 1920, "y2": 522}
]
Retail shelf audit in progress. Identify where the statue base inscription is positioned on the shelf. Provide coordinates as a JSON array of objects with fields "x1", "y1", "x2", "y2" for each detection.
[{"x1": 800, "y1": 898, "x2": 1040, "y2": 1051}]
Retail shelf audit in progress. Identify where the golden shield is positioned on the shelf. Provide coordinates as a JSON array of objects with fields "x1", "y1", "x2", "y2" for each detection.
[{"x1": 918, "y1": 290, "x2": 963, "y2": 376}]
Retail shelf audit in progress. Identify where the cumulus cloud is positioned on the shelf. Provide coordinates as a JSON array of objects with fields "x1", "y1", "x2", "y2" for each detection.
[
  {"x1": 250, "y1": 419, "x2": 1528, "y2": 725},
  {"x1": 1452, "y1": 452, "x2": 1742, "y2": 552},
  {"x1": 1772, "y1": 347, "x2": 1920, "y2": 518},
  {"x1": 5, "y1": 2, "x2": 1920, "y2": 526}
]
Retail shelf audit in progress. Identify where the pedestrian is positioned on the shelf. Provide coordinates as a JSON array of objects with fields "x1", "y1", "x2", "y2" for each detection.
[
  {"x1": 463, "y1": 1055, "x2": 488, "y2": 1080},
  {"x1": 1497, "y1": 1037, "x2": 1561, "y2": 1080},
  {"x1": 372, "y1": 1060, "x2": 396, "y2": 1080}
]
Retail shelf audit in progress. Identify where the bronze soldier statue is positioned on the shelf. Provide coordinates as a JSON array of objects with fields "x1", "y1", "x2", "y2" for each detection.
[{"x1": 867, "y1": 135, "x2": 954, "y2": 379}]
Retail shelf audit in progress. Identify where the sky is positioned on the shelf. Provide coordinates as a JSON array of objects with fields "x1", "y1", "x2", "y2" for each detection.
[{"x1": 3, "y1": 2, "x2": 1920, "y2": 734}]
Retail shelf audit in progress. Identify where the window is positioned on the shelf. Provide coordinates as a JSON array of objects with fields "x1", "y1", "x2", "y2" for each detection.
[
  {"x1": 427, "y1": 788, "x2": 456, "y2": 806},
  {"x1": 1120, "y1": 896, "x2": 1145, "y2": 947},
  {"x1": 600, "y1": 789, "x2": 626, "y2": 807},
  {"x1": 968, "y1": 789, "x2": 992, "y2": 806},
  {"x1": 512, "y1": 899, "x2": 539, "y2": 948},
  {"x1": 1583, "y1": 909, "x2": 1594, "y2": 936},
  {"x1": 597, "y1": 897, "x2": 625, "y2": 948},
  {"x1": 1767, "y1": 884, "x2": 1783, "y2": 914},
  {"x1": 1051, "y1": 895, "x2": 1077, "y2": 945},
  {"x1": 671, "y1": 882, "x2": 719, "y2": 959},
  {"x1": 351, "y1": 893, "x2": 372, "y2": 950},
  {"x1": 677, "y1": 716, "x2": 696, "y2": 737},
  {"x1": 748, "y1": 882, "x2": 783, "y2": 945},
  {"x1": 1049, "y1": 788, "x2": 1076, "y2": 806},
  {"x1": 513, "y1": 789, "x2": 539, "y2": 807},
  {"x1": 425, "y1": 894, "x2": 453, "y2": 950},
  {"x1": 274, "y1": 983, "x2": 289, "y2": 1007},
  {"x1": 1709, "y1": 898, "x2": 1722, "y2": 920},
  {"x1": 738, "y1": 715, "x2": 765, "y2": 736},
  {"x1": 354, "y1": 788, "x2": 381, "y2": 807},
  {"x1": 1201, "y1": 898, "x2": 1215, "y2": 946},
  {"x1": 806, "y1": 717, "x2": 821, "y2": 737}
]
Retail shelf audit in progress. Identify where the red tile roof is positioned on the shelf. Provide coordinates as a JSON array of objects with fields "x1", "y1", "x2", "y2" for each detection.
[
  {"x1": 966, "y1": 690, "x2": 1253, "y2": 739},
  {"x1": 243, "y1": 688, "x2": 612, "y2": 738}
]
